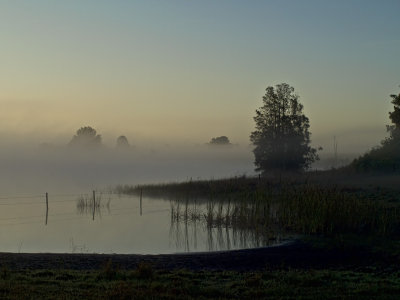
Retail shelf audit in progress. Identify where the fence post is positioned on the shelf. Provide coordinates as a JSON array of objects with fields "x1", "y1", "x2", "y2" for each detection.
[
  {"x1": 45, "y1": 192, "x2": 48, "y2": 225},
  {"x1": 140, "y1": 188, "x2": 143, "y2": 216},
  {"x1": 92, "y1": 190, "x2": 96, "y2": 221}
]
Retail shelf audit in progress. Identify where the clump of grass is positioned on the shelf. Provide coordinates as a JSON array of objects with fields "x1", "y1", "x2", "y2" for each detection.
[{"x1": 76, "y1": 194, "x2": 111, "y2": 215}]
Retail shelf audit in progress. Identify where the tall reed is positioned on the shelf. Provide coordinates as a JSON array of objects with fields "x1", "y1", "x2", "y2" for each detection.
[{"x1": 163, "y1": 177, "x2": 400, "y2": 237}]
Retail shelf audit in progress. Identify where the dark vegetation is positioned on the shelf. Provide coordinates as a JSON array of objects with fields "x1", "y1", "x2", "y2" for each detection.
[
  {"x1": 352, "y1": 91, "x2": 400, "y2": 172},
  {"x1": 1, "y1": 265, "x2": 399, "y2": 299}
]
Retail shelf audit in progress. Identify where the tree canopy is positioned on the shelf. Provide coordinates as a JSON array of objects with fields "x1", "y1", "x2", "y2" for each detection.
[
  {"x1": 250, "y1": 83, "x2": 318, "y2": 173},
  {"x1": 69, "y1": 126, "x2": 102, "y2": 148}
]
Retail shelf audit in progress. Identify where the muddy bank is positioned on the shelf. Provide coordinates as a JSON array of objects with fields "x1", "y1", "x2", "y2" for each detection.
[{"x1": 0, "y1": 241, "x2": 393, "y2": 272}]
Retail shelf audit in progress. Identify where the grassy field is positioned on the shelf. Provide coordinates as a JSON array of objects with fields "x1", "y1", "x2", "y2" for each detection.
[{"x1": 1, "y1": 263, "x2": 399, "y2": 299}]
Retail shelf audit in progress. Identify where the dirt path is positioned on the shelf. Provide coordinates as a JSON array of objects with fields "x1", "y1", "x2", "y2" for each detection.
[{"x1": 0, "y1": 241, "x2": 391, "y2": 272}]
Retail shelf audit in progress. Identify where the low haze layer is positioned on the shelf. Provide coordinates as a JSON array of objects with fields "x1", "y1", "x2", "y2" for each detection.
[{"x1": 1, "y1": 1, "x2": 399, "y2": 193}]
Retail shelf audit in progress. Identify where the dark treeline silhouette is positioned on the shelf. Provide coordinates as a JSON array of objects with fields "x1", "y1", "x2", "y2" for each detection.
[{"x1": 352, "y1": 90, "x2": 400, "y2": 172}]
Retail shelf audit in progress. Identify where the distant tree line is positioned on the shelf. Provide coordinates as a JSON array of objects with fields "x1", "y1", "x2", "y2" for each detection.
[
  {"x1": 68, "y1": 126, "x2": 131, "y2": 149},
  {"x1": 65, "y1": 84, "x2": 400, "y2": 175}
]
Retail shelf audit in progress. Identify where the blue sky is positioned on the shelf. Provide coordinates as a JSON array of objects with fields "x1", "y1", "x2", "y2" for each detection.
[{"x1": 0, "y1": 0, "x2": 399, "y2": 152}]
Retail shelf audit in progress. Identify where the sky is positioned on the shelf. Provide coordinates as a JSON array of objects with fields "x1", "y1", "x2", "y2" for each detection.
[{"x1": 1, "y1": 0, "x2": 400, "y2": 153}]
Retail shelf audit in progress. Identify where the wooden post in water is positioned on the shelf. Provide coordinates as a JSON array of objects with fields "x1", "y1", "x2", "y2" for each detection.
[
  {"x1": 92, "y1": 190, "x2": 96, "y2": 221},
  {"x1": 140, "y1": 188, "x2": 143, "y2": 216},
  {"x1": 45, "y1": 192, "x2": 48, "y2": 225}
]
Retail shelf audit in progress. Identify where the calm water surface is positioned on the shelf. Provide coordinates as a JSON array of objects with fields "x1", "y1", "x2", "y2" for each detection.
[{"x1": 0, "y1": 193, "x2": 282, "y2": 254}]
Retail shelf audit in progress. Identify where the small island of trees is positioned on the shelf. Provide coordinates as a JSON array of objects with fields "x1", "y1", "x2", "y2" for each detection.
[{"x1": 208, "y1": 136, "x2": 231, "y2": 145}]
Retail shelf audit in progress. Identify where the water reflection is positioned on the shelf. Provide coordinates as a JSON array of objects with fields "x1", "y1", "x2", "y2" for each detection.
[
  {"x1": 168, "y1": 199, "x2": 283, "y2": 252},
  {"x1": 169, "y1": 218, "x2": 281, "y2": 252},
  {"x1": 0, "y1": 192, "x2": 284, "y2": 254}
]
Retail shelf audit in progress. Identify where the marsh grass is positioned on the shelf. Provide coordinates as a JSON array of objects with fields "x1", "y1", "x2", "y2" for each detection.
[{"x1": 124, "y1": 175, "x2": 400, "y2": 237}]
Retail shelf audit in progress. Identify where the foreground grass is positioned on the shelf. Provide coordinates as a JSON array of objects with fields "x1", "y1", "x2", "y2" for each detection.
[{"x1": 1, "y1": 264, "x2": 399, "y2": 299}]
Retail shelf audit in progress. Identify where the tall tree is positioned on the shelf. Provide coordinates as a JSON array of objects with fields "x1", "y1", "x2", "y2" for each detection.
[{"x1": 250, "y1": 83, "x2": 318, "y2": 172}]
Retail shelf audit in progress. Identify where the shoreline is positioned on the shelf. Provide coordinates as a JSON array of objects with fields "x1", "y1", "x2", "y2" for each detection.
[{"x1": 0, "y1": 240, "x2": 390, "y2": 272}]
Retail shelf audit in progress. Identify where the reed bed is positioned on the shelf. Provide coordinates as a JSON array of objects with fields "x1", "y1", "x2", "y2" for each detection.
[{"x1": 125, "y1": 176, "x2": 400, "y2": 237}]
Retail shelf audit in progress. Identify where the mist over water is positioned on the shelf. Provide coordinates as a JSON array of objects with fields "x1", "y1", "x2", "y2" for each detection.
[
  {"x1": 0, "y1": 143, "x2": 254, "y2": 195},
  {"x1": 0, "y1": 124, "x2": 387, "y2": 196},
  {"x1": 0, "y1": 140, "x2": 381, "y2": 196}
]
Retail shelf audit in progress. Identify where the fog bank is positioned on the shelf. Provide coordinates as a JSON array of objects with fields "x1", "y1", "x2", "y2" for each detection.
[{"x1": 0, "y1": 143, "x2": 254, "y2": 195}]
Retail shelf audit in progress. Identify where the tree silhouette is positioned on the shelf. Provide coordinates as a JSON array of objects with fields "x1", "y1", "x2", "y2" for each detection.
[
  {"x1": 386, "y1": 92, "x2": 400, "y2": 140},
  {"x1": 209, "y1": 136, "x2": 231, "y2": 145},
  {"x1": 116, "y1": 135, "x2": 130, "y2": 148},
  {"x1": 69, "y1": 126, "x2": 102, "y2": 148},
  {"x1": 250, "y1": 83, "x2": 318, "y2": 173},
  {"x1": 353, "y1": 90, "x2": 400, "y2": 171}
]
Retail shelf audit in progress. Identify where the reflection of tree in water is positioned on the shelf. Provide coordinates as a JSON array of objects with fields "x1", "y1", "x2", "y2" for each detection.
[{"x1": 169, "y1": 199, "x2": 282, "y2": 252}]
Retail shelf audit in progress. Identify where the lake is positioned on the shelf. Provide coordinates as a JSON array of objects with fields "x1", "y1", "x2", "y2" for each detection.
[{"x1": 0, "y1": 192, "x2": 283, "y2": 254}]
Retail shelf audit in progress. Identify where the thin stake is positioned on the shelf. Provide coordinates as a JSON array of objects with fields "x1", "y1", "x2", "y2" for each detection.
[
  {"x1": 45, "y1": 192, "x2": 48, "y2": 225},
  {"x1": 92, "y1": 190, "x2": 96, "y2": 221},
  {"x1": 140, "y1": 188, "x2": 143, "y2": 216}
]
